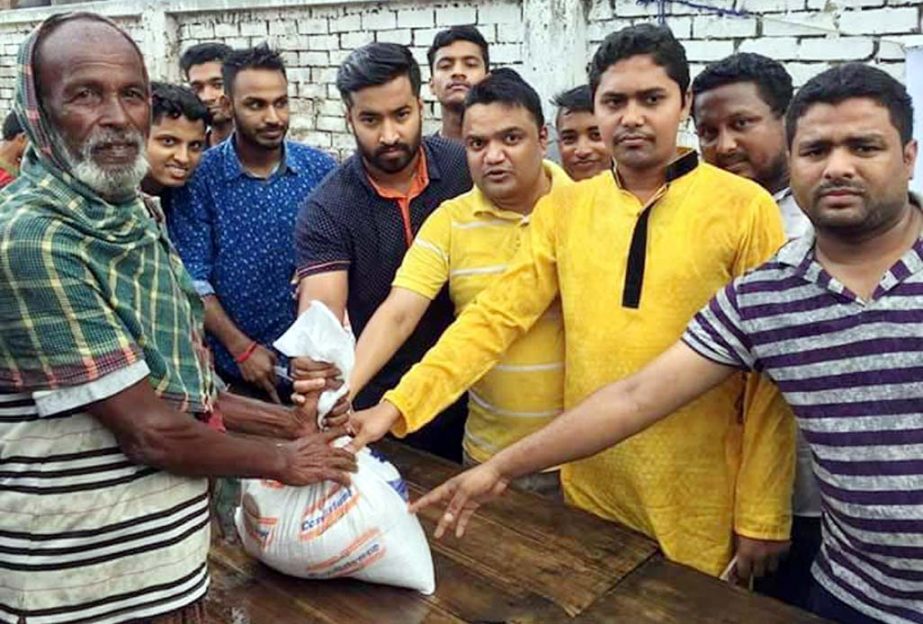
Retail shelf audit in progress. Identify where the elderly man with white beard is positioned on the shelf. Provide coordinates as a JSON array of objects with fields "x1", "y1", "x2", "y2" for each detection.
[{"x1": 0, "y1": 12, "x2": 357, "y2": 623}]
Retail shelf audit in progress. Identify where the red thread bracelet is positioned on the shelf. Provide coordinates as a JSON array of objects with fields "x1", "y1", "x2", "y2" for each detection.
[{"x1": 235, "y1": 341, "x2": 258, "y2": 364}]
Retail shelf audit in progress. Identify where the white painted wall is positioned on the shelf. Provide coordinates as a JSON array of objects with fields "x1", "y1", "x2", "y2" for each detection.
[{"x1": 0, "y1": 0, "x2": 919, "y2": 158}]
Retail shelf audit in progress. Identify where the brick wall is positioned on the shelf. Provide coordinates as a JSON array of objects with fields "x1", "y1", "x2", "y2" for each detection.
[
  {"x1": 0, "y1": 0, "x2": 919, "y2": 159},
  {"x1": 590, "y1": 0, "x2": 921, "y2": 87},
  {"x1": 174, "y1": 0, "x2": 523, "y2": 156}
]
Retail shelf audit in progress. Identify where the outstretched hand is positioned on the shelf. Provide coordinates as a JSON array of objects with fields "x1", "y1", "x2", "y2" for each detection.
[{"x1": 409, "y1": 462, "x2": 510, "y2": 538}]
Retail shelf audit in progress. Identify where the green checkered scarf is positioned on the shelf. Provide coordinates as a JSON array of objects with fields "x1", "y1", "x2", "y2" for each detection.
[{"x1": 0, "y1": 13, "x2": 215, "y2": 413}]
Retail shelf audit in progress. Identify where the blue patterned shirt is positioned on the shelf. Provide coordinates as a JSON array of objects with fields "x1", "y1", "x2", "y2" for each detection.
[{"x1": 168, "y1": 137, "x2": 336, "y2": 383}]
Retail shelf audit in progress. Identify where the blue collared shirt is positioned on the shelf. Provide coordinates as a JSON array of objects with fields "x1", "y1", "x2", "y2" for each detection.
[{"x1": 168, "y1": 137, "x2": 336, "y2": 383}]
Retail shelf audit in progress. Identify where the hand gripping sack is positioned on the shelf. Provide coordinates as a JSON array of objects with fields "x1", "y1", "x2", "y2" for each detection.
[
  {"x1": 235, "y1": 445, "x2": 435, "y2": 593},
  {"x1": 235, "y1": 302, "x2": 436, "y2": 593}
]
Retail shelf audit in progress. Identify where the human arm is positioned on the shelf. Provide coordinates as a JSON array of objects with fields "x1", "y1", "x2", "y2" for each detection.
[
  {"x1": 89, "y1": 379, "x2": 356, "y2": 485},
  {"x1": 350, "y1": 207, "x2": 454, "y2": 397},
  {"x1": 203, "y1": 294, "x2": 280, "y2": 402},
  {"x1": 411, "y1": 342, "x2": 738, "y2": 537},
  {"x1": 290, "y1": 195, "x2": 352, "y2": 381},
  {"x1": 169, "y1": 174, "x2": 279, "y2": 399},
  {"x1": 350, "y1": 288, "x2": 431, "y2": 399},
  {"x1": 730, "y1": 191, "x2": 795, "y2": 580},
  {"x1": 348, "y1": 197, "x2": 564, "y2": 447},
  {"x1": 217, "y1": 382, "x2": 348, "y2": 438}
]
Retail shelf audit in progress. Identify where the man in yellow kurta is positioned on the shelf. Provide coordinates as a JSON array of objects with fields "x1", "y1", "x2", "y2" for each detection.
[
  {"x1": 348, "y1": 69, "x2": 570, "y2": 497},
  {"x1": 341, "y1": 25, "x2": 795, "y2": 579}
]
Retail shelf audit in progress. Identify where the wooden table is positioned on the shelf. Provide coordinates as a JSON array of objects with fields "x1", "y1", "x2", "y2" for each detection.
[{"x1": 206, "y1": 441, "x2": 828, "y2": 623}]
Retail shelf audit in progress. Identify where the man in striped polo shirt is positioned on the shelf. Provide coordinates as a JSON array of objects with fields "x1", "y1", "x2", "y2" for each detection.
[{"x1": 413, "y1": 63, "x2": 921, "y2": 624}]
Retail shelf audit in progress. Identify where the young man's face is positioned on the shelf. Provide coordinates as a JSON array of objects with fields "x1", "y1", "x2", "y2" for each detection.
[
  {"x1": 790, "y1": 97, "x2": 917, "y2": 237},
  {"x1": 594, "y1": 54, "x2": 690, "y2": 175},
  {"x1": 146, "y1": 114, "x2": 207, "y2": 188},
  {"x1": 187, "y1": 61, "x2": 231, "y2": 124},
  {"x1": 347, "y1": 74, "x2": 423, "y2": 176},
  {"x1": 556, "y1": 108, "x2": 610, "y2": 181},
  {"x1": 464, "y1": 101, "x2": 547, "y2": 206},
  {"x1": 229, "y1": 68, "x2": 290, "y2": 150},
  {"x1": 429, "y1": 40, "x2": 487, "y2": 110},
  {"x1": 694, "y1": 81, "x2": 787, "y2": 191}
]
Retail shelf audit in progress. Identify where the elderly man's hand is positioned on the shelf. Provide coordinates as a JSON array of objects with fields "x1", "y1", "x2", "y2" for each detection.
[
  {"x1": 409, "y1": 462, "x2": 510, "y2": 539},
  {"x1": 276, "y1": 427, "x2": 358, "y2": 486}
]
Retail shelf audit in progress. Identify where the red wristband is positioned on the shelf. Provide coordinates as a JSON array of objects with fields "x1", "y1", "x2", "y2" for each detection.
[{"x1": 234, "y1": 341, "x2": 258, "y2": 364}]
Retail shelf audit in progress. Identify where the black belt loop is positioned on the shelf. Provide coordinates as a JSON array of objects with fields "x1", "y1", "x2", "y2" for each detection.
[{"x1": 621, "y1": 207, "x2": 653, "y2": 309}]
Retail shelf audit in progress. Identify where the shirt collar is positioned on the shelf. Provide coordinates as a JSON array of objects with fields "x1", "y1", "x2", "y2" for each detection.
[
  {"x1": 773, "y1": 186, "x2": 793, "y2": 203},
  {"x1": 367, "y1": 146, "x2": 430, "y2": 200},
  {"x1": 221, "y1": 135, "x2": 298, "y2": 181},
  {"x1": 473, "y1": 160, "x2": 569, "y2": 220},
  {"x1": 612, "y1": 147, "x2": 699, "y2": 190},
  {"x1": 778, "y1": 191, "x2": 923, "y2": 270},
  {"x1": 352, "y1": 136, "x2": 443, "y2": 196}
]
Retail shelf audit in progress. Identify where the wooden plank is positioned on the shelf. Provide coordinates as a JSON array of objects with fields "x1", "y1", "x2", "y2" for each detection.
[
  {"x1": 205, "y1": 441, "x2": 659, "y2": 621},
  {"x1": 207, "y1": 540, "x2": 466, "y2": 624},
  {"x1": 570, "y1": 556, "x2": 832, "y2": 624},
  {"x1": 207, "y1": 537, "x2": 571, "y2": 623},
  {"x1": 380, "y1": 440, "x2": 658, "y2": 615}
]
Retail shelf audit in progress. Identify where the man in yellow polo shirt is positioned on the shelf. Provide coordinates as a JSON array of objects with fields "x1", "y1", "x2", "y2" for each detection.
[
  {"x1": 349, "y1": 68, "x2": 571, "y2": 497},
  {"x1": 337, "y1": 25, "x2": 794, "y2": 581}
]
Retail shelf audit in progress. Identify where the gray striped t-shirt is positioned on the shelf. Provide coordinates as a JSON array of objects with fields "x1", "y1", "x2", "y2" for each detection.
[{"x1": 684, "y1": 228, "x2": 923, "y2": 624}]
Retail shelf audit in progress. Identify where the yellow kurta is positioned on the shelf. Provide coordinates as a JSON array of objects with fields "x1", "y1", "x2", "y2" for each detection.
[
  {"x1": 392, "y1": 161, "x2": 571, "y2": 463},
  {"x1": 385, "y1": 154, "x2": 795, "y2": 575}
]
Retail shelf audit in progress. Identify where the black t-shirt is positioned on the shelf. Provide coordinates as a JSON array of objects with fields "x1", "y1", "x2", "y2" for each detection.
[{"x1": 295, "y1": 135, "x2": 472, "y2": 410}]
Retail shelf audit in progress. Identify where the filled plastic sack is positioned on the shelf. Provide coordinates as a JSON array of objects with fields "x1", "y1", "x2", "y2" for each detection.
[{"x1": 234, "y1": 302, "x2": 436, "y2": 594}]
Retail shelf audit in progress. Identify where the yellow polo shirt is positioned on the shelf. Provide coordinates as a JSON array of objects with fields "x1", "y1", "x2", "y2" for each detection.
[
  {"x1": 384, "y1": 151, "x2": 795, "y2": 576},
  {"x1": 392, "y1": 161, "x2": 571, "y2": 463}
]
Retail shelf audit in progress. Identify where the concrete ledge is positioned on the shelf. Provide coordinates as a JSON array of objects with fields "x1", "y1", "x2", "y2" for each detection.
[{"x1": 0, "y1": 0, "x2": 417, "y2": 25}]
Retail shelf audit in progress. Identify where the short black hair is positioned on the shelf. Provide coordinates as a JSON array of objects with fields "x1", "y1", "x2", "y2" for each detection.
[
  {"x1": 180, "y1": 42, "x2": 233, "y2": 77},
  {"x1": 151, "y1": 81, "x2": 211, "y2": 128},
  {"x1": 785, "y1": 63, "x2": 914, "y2": 147},
  {"x1": 222, "y1": 43, "x2": 286, "y2": 96},
  {"x1": 552, "y1": 85, "x2": 594, "y2": 115},
  {"x1": 426, "y1": 25, "x2": 490, "y2": 71},
  {"x1": 589, "y1": 24, "x2": 689, "y2": 101},
  {"x1": 464, "y1": 68, "x2": 544, "y2": 128},
  {"x1": 2, "y1": 111, "x2": 22, "y2": 141},
  {"x1": 691, "y1": 53, "x2": 793, "y2": 119},
  {"x1": 336, "y1": 42, "x2": 421, "y2": 106}
]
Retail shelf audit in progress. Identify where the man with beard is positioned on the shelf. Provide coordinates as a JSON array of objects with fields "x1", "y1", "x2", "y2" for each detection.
[
  {"x1": 692, "y1": 52, "x2": 819, "y2": 610},
  {"x1": 346, "y1": 25, "x2": 795, "y2": 582},
  {"x1": 413, "y1": 63, "x2": 923, "y2": 624},
  {"x1": 693, "y1": 53, "x2": 811, "y2": 239},
  {"x1": 552, "y1": 84, "x2": 611, "y2": 180},
  {"x1": 426, "y1": 25, "x2": 489, "y2": 141},
  {"x1": 293, "y1": 42, "x2": 472, "y2": 461},
  {"x1": 141, "y1": 82, "x2": 210, "y2": 214},
  {"x1": 170, "y1": 44, "x2": 336, "y2": 402},
  {"x1": 0, "y1": 13, "x2": 354, "y2": 623},
  {"x1": 181, "y1": 42, "x2": 234, "y2": 148}
]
